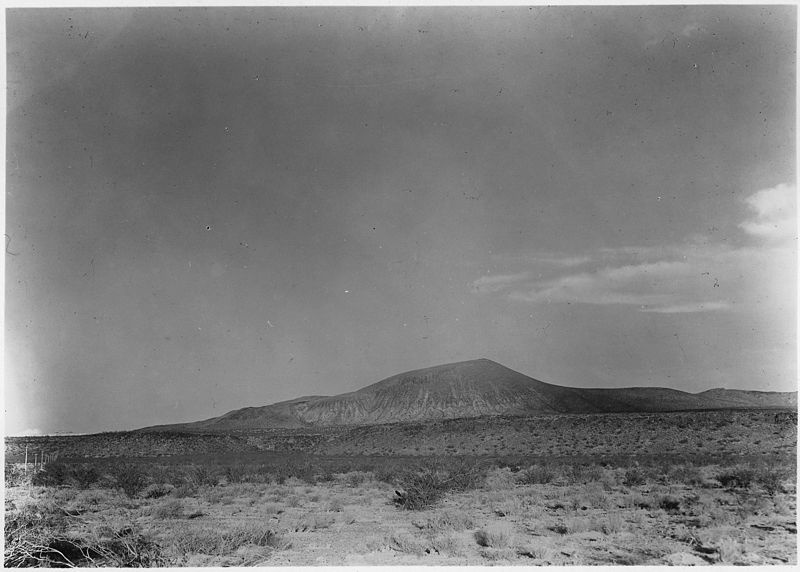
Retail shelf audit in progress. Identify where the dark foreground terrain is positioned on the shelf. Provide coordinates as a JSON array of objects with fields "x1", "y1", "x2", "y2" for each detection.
[{"x1": 5, "y1": 408, "x2": 797, "y2": 566}]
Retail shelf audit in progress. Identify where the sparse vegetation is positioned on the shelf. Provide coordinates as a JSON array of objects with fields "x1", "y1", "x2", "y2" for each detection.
[
  {"x1": 717, "y1": 466, "x2": 757, "y2": 490},
  {"x1": 517, "y1": 463, "x2": 557, "y2": 484},
  {"x1": 169, "y1": 523, "x2": 289, "y2": 557},
  {"x1": 393, "y1": 468, "x2": 452, "y2": 510},
  {"x1": 4, "y1": 500, "x2": 164, "y2": 567},
  {"x1": 623, "y1": 466, "x2": 647, "y2": 487},
  {"x1": 757, "y1": 466, "x2": 787, "y2": 496},
  {"x1": 5, "y1": 408, "x2": 796, "y2": 566},
  {"x1": 475, "y1": 523, "x2": 515, "y2": 548}
]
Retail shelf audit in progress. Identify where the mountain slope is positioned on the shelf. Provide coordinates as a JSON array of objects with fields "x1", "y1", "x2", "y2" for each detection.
[
  {"x1": 143, "y1": 359, "x2": 796, "y2": 431},
  {"x1": 696, "y1": 388, "x2": 797, "y2": 409}
]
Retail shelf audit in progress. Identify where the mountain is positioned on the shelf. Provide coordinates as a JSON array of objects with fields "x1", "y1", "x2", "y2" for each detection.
[{"x1": 143, "y1": 359, "x2": 797, "y2": 432}]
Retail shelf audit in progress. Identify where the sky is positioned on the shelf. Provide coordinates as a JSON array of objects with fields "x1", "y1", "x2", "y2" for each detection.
[{"x1": 4, "y1": 5, "x2": 797, "y2": 435}]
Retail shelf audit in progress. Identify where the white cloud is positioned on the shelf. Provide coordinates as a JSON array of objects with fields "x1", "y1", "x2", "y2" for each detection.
[
  {"x1": 484, "y1": 241, "x2": 792, "y2": 315},
  {"x1": 471, "y1": 272, "x2": 531, "y2": 293},
  {"x1": 489, "y1": 252, "x2": 591, "y2": 268},
  {"x1": 640, "y1": 301, "x2": 731, "y2": 314},
  {"x1": 739, "y1": 183, "x2": 796, "y2": 242},
  {"x1": 506, "y1": 259, "x2": 713, "y2": 310},
  {"x1": 476, "y1": 183, "x2": 796, "y2": 314},
  {"x1": 536, "y1": 255, "x2": 592, "y2": 267}
]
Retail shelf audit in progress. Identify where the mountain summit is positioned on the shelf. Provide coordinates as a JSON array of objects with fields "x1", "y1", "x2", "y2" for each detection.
[{"x1": 146, "y1": 359, "x2": 797, "y2": 431}]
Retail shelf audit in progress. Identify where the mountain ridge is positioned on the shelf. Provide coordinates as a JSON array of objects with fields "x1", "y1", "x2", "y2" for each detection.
[{"x1": 142, "y1": 358, "x2": 796, "y2": 432}]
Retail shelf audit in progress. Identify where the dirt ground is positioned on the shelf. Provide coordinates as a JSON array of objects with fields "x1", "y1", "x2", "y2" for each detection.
[{"x1": 5, "y1": 464, "x2": 796, "y2": 566}]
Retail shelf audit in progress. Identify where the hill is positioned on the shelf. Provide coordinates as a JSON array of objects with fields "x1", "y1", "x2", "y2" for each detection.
[
  {"x1": 142, "y1": 359, "x2": 797, "y2": 432},
  {"x1": 696, "y1": 388, "x2": 798, "y2": 408}
]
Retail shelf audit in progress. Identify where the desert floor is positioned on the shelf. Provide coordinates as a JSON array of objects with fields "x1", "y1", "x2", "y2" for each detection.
[{"x1": 5, "y1": 457, "x2": 796, "y2": 566}]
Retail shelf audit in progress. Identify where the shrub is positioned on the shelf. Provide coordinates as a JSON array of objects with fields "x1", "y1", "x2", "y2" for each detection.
[
  {"x1": 717, "y1": 537, "x2": 743, "y2": 563},
  {"x1": 394, "y1": 469, "x2": 452, "y2": 510},
  {"x1": 189, "y1": 465, "x2": 218, "y2": 488},
  {"x1": 172, "y1": 484, "x2": 197, "y2": 498},
  {"x1": 224, "y1": 465, "x2": 247, "y2": 484},
  {"x1": 7, "y1": 499, "x2": 68, "y2": 536},
  {"x1": 5, "y1": 508, "x2": 164, "y2": 568},
  {"x1": 518, "y1": 544, "x2": 557, "y2": 561},
  {"x1": 289, "y1": 513, "x2": 335, "y2": 532},
  {"x1": 442, "y1": 458, "x2": 486, "y2": 491},
  {"x1": 112, "y1": 465, "x2": 148, "y2": 498},
  {"x1": 658, "y1": 495, "x2": 681, "y2": 513},
  {"x1": 475, "y1": 523, "x2": 515, "y2": 548},
  {"x1": 72, "y1": 489, "x2": 115, "y2": 509},
  {"x1": 518, "y1": 464, "x2": 557, "y2": 485},
  {"x1": 5, "y1": 464, "x2": 32, "y2": 488},
  {"x1": 421, "y1": 510, "x2": 474, "y2": 532},
  {"x1": 142, "y1": 483, "x2": 174, "y2": 499},
  {"x1": 479, "y1": 546, "x2": 518, "y2": 561},
  {"x1": 170, "y1": 524, "x2": 289, "y2": 557},
  {"x1": 70, "y1": 465, "x2": 101, "y2": 488},
  {"x1": 325, "y1": 499, "x2": 344, "y2": 512},
  {"x1": 343, "y1": 470, "x2": 373, "y2": 487},
  {"x1": 568, "y1": 464, "x2": 603, "y2": 484},
  {"x1": 390, "y1": 533, "x2": 427, "y2": 556},
  {"x1": 374, "y1": 468, "x2": 397, "y2": 485},
  {"x1": 622, "y1": 466, "x2": 646, "y2": 487},
  {"x1": 152, "y1": 499, "x2": 184, "y2": 519},
  {"x1": 484, "y1": 467, "x2": 518, "y2": 490},
  {"x1": 31, "y1": 462, "x2": 70, "y2": 487},
  {"x1": 274, "y1": 463, "x2": 316, "y2": 485},
  {"x1": 429, "y1": 532, "x2": 466, "y2": 557},
  {"x1": 717, "y1": 467, "x2": 756, "y2": 490},
  {"x1": 29, "y1": 462, "x2": 102, "y2": 489},
  {"x1": 668, "y1": 464, "x2": 705, "y2": 486},
  {"x1": 756, "y1": 467, "x2": 786, "y2": 496},
  {"x1": 601, "y1": 512, "x2": 625, "y2": 535}
]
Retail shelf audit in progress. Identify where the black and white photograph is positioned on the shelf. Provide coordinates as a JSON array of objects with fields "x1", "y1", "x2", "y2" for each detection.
[{"x1": 4, "y1": 3, "x2": 797, "y2": 566}]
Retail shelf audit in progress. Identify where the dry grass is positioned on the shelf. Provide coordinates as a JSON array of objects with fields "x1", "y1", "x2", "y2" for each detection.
[
  {"x1": 389, "y1": 532, "x2": 428, "y2": 556},
  {"x1": 717, "y1": 537, "x2": 744, "y2": 563},
  {"x1": 5, "y1": 443, "x2": 796, "y2": 566},
  {"x1": 417, "y1": 509, "x2": 474, "y2": 532},
  {"x1": 151, "y1": 499, "x2": 184, "y2": 519},
  {"x1": 474, "y1": 522, "x2": 515, "y2": 548},
  {"x1": 428, "y1": 531, "x2": 467, "y2": 557},
  {"x1": 168, "y1": 522, "x2": 290, "y2": 557}
]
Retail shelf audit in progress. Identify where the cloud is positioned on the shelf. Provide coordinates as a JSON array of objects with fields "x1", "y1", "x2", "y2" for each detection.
[
  {"x1": 471, "y1": 272, "x2": 531, "y2": 293},
  {"x1": 489, "y1": 252, "x2": 591, "y2": 268},
  {"x1": 535, "y1": 255, "x2": 592, "y2": 267},
  {"x1": 473, "y1": 254, "x2": 593, "y2": 294},
  {"x1": 739, "y1": 183, "x2": 796, "y2": 242},
  {"x1": 506, "y1": 259, "x2": 714, "y2": 311},
  {"x1": 640, "y1": 301, "x2": 730, "y2": 314},
  {"x1": 476, "y1": 183, "x2": 795, "y2": 314}
]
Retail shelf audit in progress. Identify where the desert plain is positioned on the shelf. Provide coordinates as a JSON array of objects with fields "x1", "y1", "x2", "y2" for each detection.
[{"x1": 5, "y1": 408, "x2": 796, "y2": 566}]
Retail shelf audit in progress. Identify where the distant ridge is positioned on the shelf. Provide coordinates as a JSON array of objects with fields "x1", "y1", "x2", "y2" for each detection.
[{"x1": 142, "y1": 359, "x2": 797, "y2": 432}]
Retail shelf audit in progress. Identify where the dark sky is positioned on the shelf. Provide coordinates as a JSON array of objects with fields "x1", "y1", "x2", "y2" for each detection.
[{"x1": 5, "y1": 6, "x2": 796, "y2": 435}]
